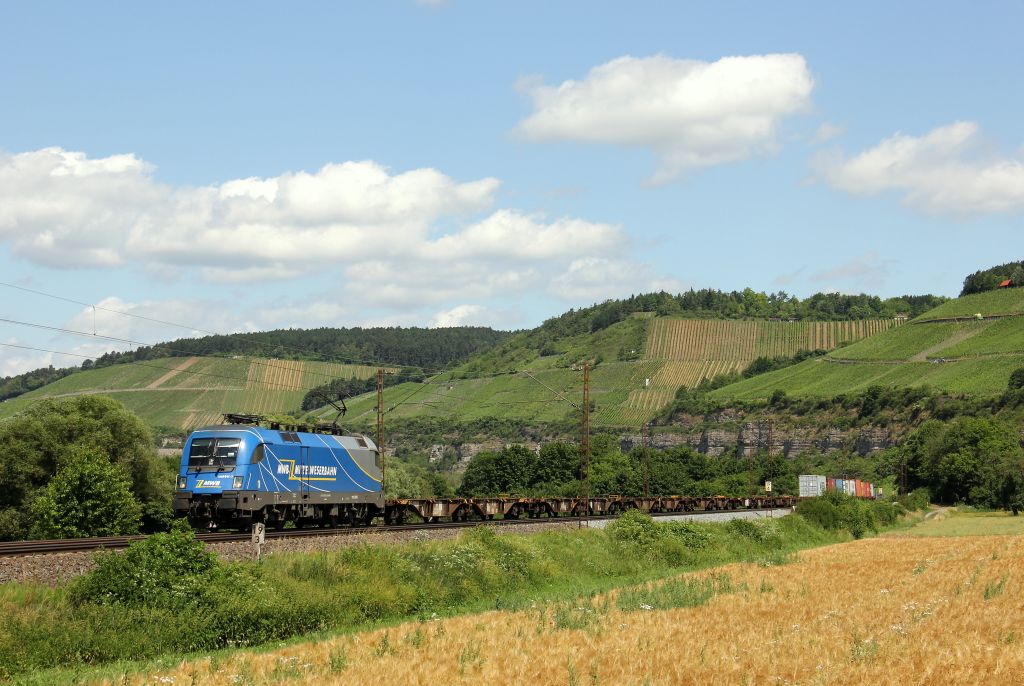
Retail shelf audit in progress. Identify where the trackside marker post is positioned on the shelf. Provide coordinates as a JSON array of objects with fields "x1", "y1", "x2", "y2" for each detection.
[{"x1": 252, "y1": 522, "x2": 265, "y2": 562}]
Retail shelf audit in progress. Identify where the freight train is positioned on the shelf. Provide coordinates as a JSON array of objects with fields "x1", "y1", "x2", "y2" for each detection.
[{"x1": 174, "y1": 416, "x2": 799, "y2": 530}]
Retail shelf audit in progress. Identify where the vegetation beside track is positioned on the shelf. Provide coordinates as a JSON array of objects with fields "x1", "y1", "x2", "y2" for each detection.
[
  {"x1": 112, "y1": 517, "x2": 1022, "y2": 686},
  {"x1": 0, "y1": 502, "x2": 912, "y2": 680}
]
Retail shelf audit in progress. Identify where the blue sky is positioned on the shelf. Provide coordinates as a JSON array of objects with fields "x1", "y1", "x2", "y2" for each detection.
[{"x1": 1, "y1": 1, "x2": 1022, "y2": 375}]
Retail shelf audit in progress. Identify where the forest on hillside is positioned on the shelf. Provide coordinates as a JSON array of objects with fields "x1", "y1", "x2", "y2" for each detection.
[
  {"x1": 536, "y1": 290, "x2": 945, "y2": 339},
  {"x1": 961, "y1": 260, "x2": 1024, "y2": 295}
]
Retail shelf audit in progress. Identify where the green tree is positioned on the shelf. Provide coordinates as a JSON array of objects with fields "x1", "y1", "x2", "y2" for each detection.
[
  {"x1": 531, "y1": 442, "x2": 579, "y2": 490},
  {"x1": 1009, "y1": 367, "x2": 1024, "y2": 391},
  {"x1": 0, "y1": 395, "x2": 168, "y2": 539},
  {"x1": 459, "y1": 445, "x2": 539, "y2": 496},
  {"x1": 899, "y1": 417, "x2": 1024, "y2": 507},
  {"x1": 29, "y1": 448, "x2": 142, "y2": 538}
]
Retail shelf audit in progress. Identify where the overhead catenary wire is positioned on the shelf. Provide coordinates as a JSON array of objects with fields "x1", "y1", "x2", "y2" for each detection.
[
  {"x1": 0, "y1": 280, "x2": 454, "y2": 374},
  {"x1": 518, "y1": 368, "x2": 581, "y2": 409}
]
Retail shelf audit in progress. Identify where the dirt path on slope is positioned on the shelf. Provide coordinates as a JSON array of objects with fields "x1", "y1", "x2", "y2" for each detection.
[
  {"x1": 909, "y1": 325, "x2": 986, "y2": 362},
  {"x1": 146, "y1": 356, "x2": 201, "y2": 388}
]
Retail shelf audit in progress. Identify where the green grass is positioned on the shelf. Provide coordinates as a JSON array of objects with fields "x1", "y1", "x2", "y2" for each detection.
[
  {"x1": 914, "y1": 288, "x2": 1024, "y2": 321},
  {"x1": 1, "y1": 514, "x2": 839, "y2": 681},
  {"x1": 891, "y1": 510, "x2": 1024, "y2": 537},
  {"x1": 828, "y1": 320, "x2": 992, "y2": 361},
  {"x1": 709, "y1": 355, "x2": 1024, "y2": 400},
  {"x1": 932, "y1": 316, "x2": 1024, "y2": 357},
  {"x1": 706, "y1": 293, "x2": 1024, "y2": 400},
  {"x1": 331, "y1": 361, "x2": 653, "y2": 426}
]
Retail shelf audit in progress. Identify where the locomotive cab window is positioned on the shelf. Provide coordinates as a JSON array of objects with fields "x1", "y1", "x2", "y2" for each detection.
[
  {"x1": 374, "y1": 450, "x2": 382, "y2": 469},
  {"x1": 188, "y1": 438, "x2": 241, "y2": 468},
  {"x1": 251, "y1": 443, "x2": 266, "y2": 464}
]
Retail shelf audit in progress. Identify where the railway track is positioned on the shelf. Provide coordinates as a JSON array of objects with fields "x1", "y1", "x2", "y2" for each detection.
[{"x1": 0, "y1": 508, "x2": 788, "y2": 558}]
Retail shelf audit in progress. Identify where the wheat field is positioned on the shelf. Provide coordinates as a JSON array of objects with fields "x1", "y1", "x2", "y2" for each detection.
[{"x1": 110, "y1": 529, "x2": 1022, "y2": 685}]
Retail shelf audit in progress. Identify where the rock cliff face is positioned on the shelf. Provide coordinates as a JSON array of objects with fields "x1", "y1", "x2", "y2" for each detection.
[
  {"x1": 855, "y1": 427, "x2": 894, "y2": 456},
  {"x1": 426, "y1": 441, "x2": 543, "y2": 471},
  {"x1": 619, "y1": 410, "x2": 904, "y2": 460},
  {"x1": 737, "y1": 422, "x2": 786, "y2": 457},
  {"x1": 401, "y1": 408, "x2": 927, "y2": 467}
]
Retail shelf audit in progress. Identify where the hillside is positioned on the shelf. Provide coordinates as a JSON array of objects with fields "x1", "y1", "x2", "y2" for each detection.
[
  {"x1": 1, "y1": 289, "x2": 947, "y2": 432},
  {"x1": 322, "y1": 316, "x2": 897, "y2": 430},
  {"x1": 0, "y1": 357, "x2": 386, "y2": 431},
  {"x1": 0, "y1": 326, "x2": 510, "y2": 404},
  {"x1": 709, "y1": 290, "x2": 1024, "y2": 400}
]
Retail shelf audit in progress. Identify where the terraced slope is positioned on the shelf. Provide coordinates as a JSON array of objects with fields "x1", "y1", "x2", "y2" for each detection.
[
  {"x1": 710, "y1": 294, "x2": 1024, "y2": 400},
  {"x1": 324, "y1": 318, "x2": 895, "y2": 429},
  {"x1": 626, "y1": 318, "x2": 896, "y2": 412},
  {"x1": 0, "y1": 357, "x2": 383, "y2": 430}
]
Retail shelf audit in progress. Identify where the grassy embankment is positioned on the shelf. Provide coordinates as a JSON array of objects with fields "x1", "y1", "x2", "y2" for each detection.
[
  {"x1": 710, "y1": 289, "x2": 1024, "y2": 400},
  {"x1": 103, "y1": 510, "x2": 1022, "y2": 686},
  {"x1": 1, "y1": 499, "x2": 904, "y2": 682}
]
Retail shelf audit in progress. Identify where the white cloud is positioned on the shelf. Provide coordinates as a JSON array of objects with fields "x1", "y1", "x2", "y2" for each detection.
[
  {"x1": 0, "y1": 148, "x2": 632, "y2": 290},
  {"x1": 516, "y1": 53, "x2": 814, "y2": 182},
  {"x1": 430, "y1": 304, "x2": 487, "y2": 328},
  {"x1": 423, "y1": 209, "x2": 624, "y2": 261},
  {"x1": 812, "y1": 122, "x2": 844, "y2": 144},
  {"x1": 548, "y1": 257, "x2": 685, "y2": 301},
  {"x1": 0, "y1": 148, "x2": 683, "y2": 375},
  {"x1": 816, "y1": 121, "x2": 1024, "y2": 215},
  {"x1": 809, "y1": 252, "x2": 892, "y2": 290},
  {"x1": 772, "y1": 267, "x2": 804, "y2": 287},
  {"x1": 1, "y1": 337, "x2": 55, "y2": 377},
  {"x1": 341, "y1": 259, "x2": 543, "y2": 309},
  {"x1": 0, "y1": 150, "x2": 500, "y2": 271},
  {"x1": 0, "y1": 146, "x2": 663, "y2": 311}
]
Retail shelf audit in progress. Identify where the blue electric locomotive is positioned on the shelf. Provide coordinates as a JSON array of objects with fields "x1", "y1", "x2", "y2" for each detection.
[{"x1": 173, "y1": 418, "x2": 383, "y2": 530}]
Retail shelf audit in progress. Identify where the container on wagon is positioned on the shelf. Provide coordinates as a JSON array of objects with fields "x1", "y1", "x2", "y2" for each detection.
[
  {"x1": 835, "y1": 478, "x2": 844, "y2": 493},
  {"x1": 826, "y1": 478, "x2": 836, "y2": 492},
  {"x1": 843, "y1": 480, "x2": 856, "y2": 496},
  {"x1": 798, "y1": 474, "x2": 827, "y2": 497}
]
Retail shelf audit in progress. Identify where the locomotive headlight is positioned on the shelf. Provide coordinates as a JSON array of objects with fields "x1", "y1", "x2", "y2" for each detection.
[
  {"x1": 233, "y1": 476, "x2": 243, "y2": 489},
  {"x1": 177, "y1": 476, "x2": 187, "y2": 490}
]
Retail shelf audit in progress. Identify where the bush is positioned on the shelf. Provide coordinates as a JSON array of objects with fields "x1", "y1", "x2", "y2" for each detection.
[
  {"x1": 29, "y1": 449, "x2": 142, "y2": 539},
  {"x1": 1009, "y1": 367, "x2": 1024, "y2": 391},
  {"x1": 69, "y1": 520, "x2": 221, "y2": 609},
  {"x1": 796, "y1": 497, "x2": 841, "y2": 530},
  {"x1": 606, "y1": 510, "x2": 661, "y2": 547},
  {"x1": 898, "y1": 488, "x2": 931, "y2": 512}
]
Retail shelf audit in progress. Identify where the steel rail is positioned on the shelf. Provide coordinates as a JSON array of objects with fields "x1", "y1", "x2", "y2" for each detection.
[{"x1": 0, "y1": 508, "x2": 787, "y2": 558}]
